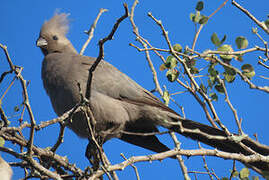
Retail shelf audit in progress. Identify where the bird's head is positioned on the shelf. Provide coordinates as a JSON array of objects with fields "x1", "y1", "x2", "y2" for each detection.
[{"x1": 36, "y1": 13, "x2": 77, "y2": 56}]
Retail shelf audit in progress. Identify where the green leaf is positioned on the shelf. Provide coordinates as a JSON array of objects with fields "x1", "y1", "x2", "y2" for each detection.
[
  {"x1": 241, "y1": 64, "x2": 255, "y2": 79},
  {"x1": 241, "y1": 64, "x2": 254, "y2": 73},
  {"x1": 220, "y1": 35, "x2": 227, "y2": 45},
  {"x1": 264, "y1": 19, "x2": 269, "y2": 29},
  {"x1": 239, "y1": 168, "x2": 250, "y2": 179},
  {"x1": 190, "y1": 13, "x2": 196, "y2": 22},
  {"x1": 0, "y1": 137, "x2": 5, "y2": 147},
  {"x1": 215, "y1": 84, "x2": 224, "y2": 94},
  {"x1": 217, "y1": 44, "x2": 234, "y2": 61},
  {"x1": 208, "y1": 76, "x2": 215, "y2": 88},
  {"x1": 199, "y1": 16, "x2": 209, "y2": 24},
  {"x1": 211, "y1": 33, "x2": 221, "y2": 47},
  {"x1": 165, "y1": 56, "x2": 178, "y2": 69},
  {"x1": 173, "y1": 44, "x2": 182, "y2": 52},
  {"x1": 243, "y1": 71, "x2": 255, "y2": 79},
  {"x1": 196, "y1": 1, "x2": 204, "y2": 11},
  {"x1": 194, "y1": 11, "x2": 201, "y2": 23},
  {"x1": 223, "y1": 66, "x2": 236, "y2": 82},
  {"x1": 221, "y1": 178, "x2": 229, "y2": 180},
  {"x1": 236, "y1": 36, "x2": 248, "y2": 49},
  {"x1": 209, "y1": 92, "x2": 218, "y2": 101},
  {"x1": 166, "y1": 69, "x2": 179, "y2": 82},
  {"x1": 211, "y1": 33, "x2": 226, "y2": 47},
  {"x1": 208, "y1": 64, "x2": 219, "y2": 77},
  {"x1": 208, "y1": 75, "x2": 217, "y2": 87},
  {"x1": 162, "y1": 90, "x2": 170, "y2": 106},
  {"x1": 224, "y1": 66, "x2": 236, "y2": 76},
  {"x1": 223, "y1": 72, "x2": 236, "y2": 83}
]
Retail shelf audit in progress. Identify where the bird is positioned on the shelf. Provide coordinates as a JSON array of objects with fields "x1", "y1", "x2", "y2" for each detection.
[{"x1": 36, "y1": 13, "x2": 269, "y2": 171}]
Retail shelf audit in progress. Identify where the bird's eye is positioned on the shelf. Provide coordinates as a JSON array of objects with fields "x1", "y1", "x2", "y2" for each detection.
[{"x1": 52, "y1": 35, "x2": 58, "y2": 40}]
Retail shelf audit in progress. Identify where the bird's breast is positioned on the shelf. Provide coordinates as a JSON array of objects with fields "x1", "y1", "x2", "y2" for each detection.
[{"x1": 41, "y1": 56, "x2": 81, "y2": 116}]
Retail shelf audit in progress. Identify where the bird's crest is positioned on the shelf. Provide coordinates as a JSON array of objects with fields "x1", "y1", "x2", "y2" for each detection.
[{"x1": 41, "y1": 13, "x2": 70, "y2": 36}]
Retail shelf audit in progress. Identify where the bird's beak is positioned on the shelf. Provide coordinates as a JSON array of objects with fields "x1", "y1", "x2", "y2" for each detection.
[{"x1": 36, "y1": 37, "x2": 48, "y2": 47}]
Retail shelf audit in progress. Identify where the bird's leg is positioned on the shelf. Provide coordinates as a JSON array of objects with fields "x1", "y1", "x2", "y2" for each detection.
[
  {"x1": 85, "y1": 139, "x2": 99, "y2": 171},
  {"x1": 85, "y1": 136, "x2": 104, "y2": 171}
]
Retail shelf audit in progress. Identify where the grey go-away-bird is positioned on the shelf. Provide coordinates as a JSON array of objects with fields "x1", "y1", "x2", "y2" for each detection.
[{"x1": 36, "y1": 13, "x2": 253, "y2": 158}]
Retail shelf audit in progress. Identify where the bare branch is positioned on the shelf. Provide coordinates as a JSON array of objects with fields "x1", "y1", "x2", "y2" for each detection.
[
  {"x1": 258, "y1": 61, "x2": 269, "y2": 69},
  {"x1": 129, "y1": 0, "x2": 164, "y2": 95},
  {"x1": 89, "y1": 148, "x2": 269, "y2": 178},
  {"x1": 170, "y1": 132, "x2": 191, "y2": 180},
  {"x1": 120, "y1": 153, "x2": 140, "y2": 180},
  {"x1": 0, "y1": 44, "x2": 36, "y2": 157},
  {"x1": 80, "y1": 8, "x2": 108, "y2": 55},
  {"x1": 232, "y1": 0, "x2": 269, "y2": 34},
  {"x1": 192, "y1": 0, "x2": 229, "y2": 50},
  {"x1": 220, "y1": 79, "x2": 242, "y2": 134}
]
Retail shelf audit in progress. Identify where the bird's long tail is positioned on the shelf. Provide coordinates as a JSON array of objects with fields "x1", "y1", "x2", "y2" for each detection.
[{"x1": 169, "y1": 118, "x2": 269, "y2": 172}]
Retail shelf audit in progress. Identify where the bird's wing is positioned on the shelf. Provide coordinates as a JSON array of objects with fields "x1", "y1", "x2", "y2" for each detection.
[{"x1": 77, "y1": 55, "x2": 177, "y2": 115}]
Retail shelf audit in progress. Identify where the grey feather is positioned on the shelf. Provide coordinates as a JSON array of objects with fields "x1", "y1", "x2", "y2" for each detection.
[{"x1": 37, "y1": 13, "x2": 252, "y2": 157}]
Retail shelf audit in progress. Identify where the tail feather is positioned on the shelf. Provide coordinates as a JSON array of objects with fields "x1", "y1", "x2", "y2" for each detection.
[
  {"x1": 170, "y1": 118, "x2": 269, "y2": 171},
  {"x1": 171, "y1": 119, "x2": 247, "y2": 153}
]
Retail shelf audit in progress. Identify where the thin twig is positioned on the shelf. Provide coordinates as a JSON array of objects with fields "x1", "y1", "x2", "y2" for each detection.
[
  {"x1": 121, "y1": 130, "x2": 170, "y2": 136},
  {"x1": 0, "y1": 106, "x2": 9, "y2": 127},
  {"x1": 50, "y1": 123, "x2": 66, "y2": 153},
  {"x1": 120, "y1": 153, "x2": 140, "y2": 180},
  {"x1": 129, "y1": 0, "x2": 163, "y2": 95},
  {"x1": 170, "y1": 132, "x2": 191, "y2": 180},
  {"x1": 220, "y1": 79, "x2": 242, "y2": 135},
  {"x1": 232, "y1": 0, "x2": 269, "y2": 34},
  {"x1": 208, "y1": 0, "x2": 229, "y2": 18},
  {"x1": 80, "y1": 8, "x2": 108, "y2": 55},
  {"x1": 198, "y1": 142, "x2": 214, "y2": 180},
  {"x1": 0, "y1": 70, "x2": 12, "y2": 83},
  {"x1": 0, "y1": 44, "x2": 36, "y2": 156},
  {"x1": 197, "y1": 46, "x2": 266, "y2": 56},
  {"x1": 192, "y1": 25, "x2": 204, "y2": 50},
  {"x1": 192, "y1": 0, "x2": 229, "y2": 50},
  {"x1": 0, "y1": 76, "x2": 16, "y2": 103},
  {"x1": 229, "y1": 160, "x2": 237, "y2": 180}
]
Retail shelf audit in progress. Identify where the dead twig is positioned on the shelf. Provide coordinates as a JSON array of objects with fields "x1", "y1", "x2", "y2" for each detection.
[
  {"x1": 80, "y1": 8, "x2": 108, "y2": 55},
  {"x1": 232, "y1": 0, "x2": 269, "y2": 34}
]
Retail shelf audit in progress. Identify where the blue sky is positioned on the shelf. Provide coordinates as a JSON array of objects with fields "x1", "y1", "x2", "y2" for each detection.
[{"x1": 1, "y1": 0, "x2": 269, "y2": 179}]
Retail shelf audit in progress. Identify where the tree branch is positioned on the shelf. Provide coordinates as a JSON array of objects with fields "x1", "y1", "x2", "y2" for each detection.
[{"x1": 232, "y1": 0, "x2": 269, "y2": 34}]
